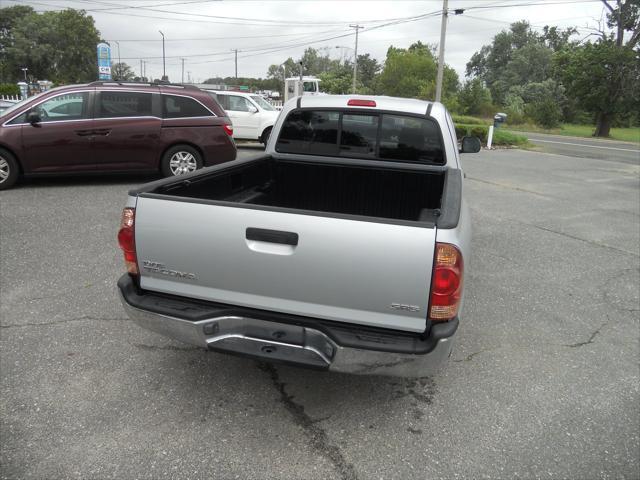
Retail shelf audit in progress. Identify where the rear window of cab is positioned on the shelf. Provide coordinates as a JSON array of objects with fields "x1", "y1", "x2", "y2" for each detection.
[{"x1": 275, "y1": 109, "x2": 444, "y2": 164}]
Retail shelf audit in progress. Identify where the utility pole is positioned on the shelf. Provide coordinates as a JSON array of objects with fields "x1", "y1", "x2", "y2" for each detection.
[
  {"x1": 140, "y1": 59, "x2": 143, "y2": 81},
  {"x1": 159, "y1": 30, "x2": 166, "y2": 80},
  {"x1": 231, "y1": 49, "x2": 238, "y2": 80},
  {"x1": 114, "y1": 40, "x2": 121, "y2": 80},
  {"x1": 349, "y1": 24, "x2": 364, "y2": 94},
  {"x1": 181, "y1": 58, "x2": 185, "y2": 83},
  {"x1": 187, "y1": 71, "x2": 192, "y2": 83},
  {"x1": 435, "y1": 0, "x2": 448, "y2": 102}
]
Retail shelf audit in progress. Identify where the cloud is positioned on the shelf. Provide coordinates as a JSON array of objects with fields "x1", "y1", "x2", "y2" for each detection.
[{"x1": 21, "y1": 0, "x2": 607, "y2": 84}]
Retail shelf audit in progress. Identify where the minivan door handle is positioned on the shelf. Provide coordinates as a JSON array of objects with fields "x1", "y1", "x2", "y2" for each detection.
[
  {"x1": 246, "y1": 228, "x2": 298, "y2": 246},
  {"x1": 92, "y1": 128, "x2": 111, "y2": 136},
  {"x1": 74, "y1": 129, "x2": 94, "y2": 137}
]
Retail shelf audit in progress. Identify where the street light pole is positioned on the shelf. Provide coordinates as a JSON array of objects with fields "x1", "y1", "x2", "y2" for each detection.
[
  {"x1": 435, "y1": 0, "x2": 449, "y2": 102},
  {"x1": 115, "y1": 40, "x2": 121, "y2": 80},
  {"x1": 181, "y1": 58, "x2": 185, "y2": 83},
  {"x1": 159, "y1": 30, "x2": 166, "y2": 80},
  {"x1": 21, "y1": 67, "x2": 28, "y2": 81},
  {"x1": 348, "y1": 24, "x2": 364, "y2": 94}
]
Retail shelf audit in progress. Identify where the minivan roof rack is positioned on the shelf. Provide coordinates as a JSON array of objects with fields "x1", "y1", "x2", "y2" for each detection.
[{"x1": 88, "y1": 81, "x2": 200, "y2": 90}]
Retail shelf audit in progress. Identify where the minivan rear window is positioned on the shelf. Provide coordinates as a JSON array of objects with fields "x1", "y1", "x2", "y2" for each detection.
[
  {"x1": 163, "y1": 94, "x2": 212, "y2": 118},
  {"x1": 276, "y1": 109, "x2": 444, "y2": 164}
]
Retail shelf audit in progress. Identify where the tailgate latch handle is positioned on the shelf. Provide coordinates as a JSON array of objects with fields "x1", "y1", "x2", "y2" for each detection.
[{"x1": 246, "y1": 228, "x2": 298, "y2": 246}]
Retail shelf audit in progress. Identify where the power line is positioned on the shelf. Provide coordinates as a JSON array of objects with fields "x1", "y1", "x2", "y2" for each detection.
[{"x1": 14, "y1": 0, "x2": 448, "y2": 27}]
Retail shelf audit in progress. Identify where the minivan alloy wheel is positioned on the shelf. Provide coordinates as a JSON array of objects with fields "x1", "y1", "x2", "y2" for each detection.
[
  {"x1": 169, "y1": 151, "x2": 198, "y2": 175},
  {"x1": 0, "y1": 157, "x2": 9, "y2": 183}
]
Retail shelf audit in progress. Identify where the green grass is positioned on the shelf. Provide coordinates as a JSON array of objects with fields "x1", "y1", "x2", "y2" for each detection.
[
  {"x1": 505, "y1": 123, "x2": 640, "y2": 144},
  {"x1": 492, "y1": 129, "x2": 530, "y2": 147}
]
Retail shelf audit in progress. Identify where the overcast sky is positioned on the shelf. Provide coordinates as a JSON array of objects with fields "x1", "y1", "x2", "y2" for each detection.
[{"x1": 13, "y1": 0, "x2": 611, "y2": 83}]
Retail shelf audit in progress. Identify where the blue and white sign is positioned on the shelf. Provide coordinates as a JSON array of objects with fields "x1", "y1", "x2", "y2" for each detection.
[{"x1": 97, "y1": 42, "x2": 111, "y2": 80}]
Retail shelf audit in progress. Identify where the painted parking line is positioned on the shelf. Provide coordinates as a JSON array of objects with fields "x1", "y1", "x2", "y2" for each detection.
[{"x1": 530, "y1": 138, "x2": 639, "y2": 153}]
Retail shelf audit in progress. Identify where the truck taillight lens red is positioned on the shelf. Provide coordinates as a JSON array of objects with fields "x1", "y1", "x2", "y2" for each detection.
[
  {"x1": 117, "y1": 207, "x2": 138, "y2": 275},
  {"x1": 429, "y1": 243, "x2": 463, "y2": 321},
  {"x1": 223, "y1": 124, "x2": 233, "y2": 136}
]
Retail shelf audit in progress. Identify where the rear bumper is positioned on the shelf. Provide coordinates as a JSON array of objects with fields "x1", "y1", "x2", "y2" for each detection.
[{"x1": 118, "y1": 275, "x2": 456, "y2": 377}]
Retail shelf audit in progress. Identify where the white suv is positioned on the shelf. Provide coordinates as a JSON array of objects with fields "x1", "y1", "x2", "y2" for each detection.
[{"x1": 204, "y1": 90, "x2": 280, "y2": 144}]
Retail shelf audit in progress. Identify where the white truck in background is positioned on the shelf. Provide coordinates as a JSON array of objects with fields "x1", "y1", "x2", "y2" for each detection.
[{"x1": 284, "y1": 76, "x2": 321, "y2": 103}]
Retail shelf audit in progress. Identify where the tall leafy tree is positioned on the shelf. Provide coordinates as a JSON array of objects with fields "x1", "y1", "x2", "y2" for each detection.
[
  {"x1": 2, "y1": 7, "x2": 100, "y2": 84},
  {"x1": 554, "y1": 0, "x2": 639, "y2": 136},
  {"x1": 112, "y1": 62, "x2": 135, "y2": 81},
  {"x1": 466, "y1": 21, "x2": 575, "y2": 105},
  {"x1": 0, "y1": 5, "x2": 34, "y2": 82},
  {"x1": 376, "y1": 42, "x2": 458, "y2": 100}
]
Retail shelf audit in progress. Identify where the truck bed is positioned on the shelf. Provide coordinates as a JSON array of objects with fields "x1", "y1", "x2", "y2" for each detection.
[{"x1": 150, "y1": 156, "x2": 446, "y2": 223}]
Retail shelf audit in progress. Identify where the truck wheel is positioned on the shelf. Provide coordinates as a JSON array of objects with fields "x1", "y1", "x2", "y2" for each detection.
[
  {"x1": 261, "y1": 127, "x2": 273, "y2": 145},
  {"x1": 161, "y1": 145, "x2": 203, "y2": 177},
  {"x1": 0, "y1": 149, "x2": 19, "y2": 190}
]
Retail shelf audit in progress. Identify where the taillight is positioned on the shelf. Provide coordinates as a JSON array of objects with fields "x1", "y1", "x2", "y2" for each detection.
[
  {"x1": 429, "y1": 243, "x2": 463, "y2": 321},
  {"x1": 223, "y1": 124, "x2": 233, "y2": 136},
  {"x1": 117, "y1": 207, "x2": 138, "y2": 275},
  {"x1": 347, "y1": 99, "x2": 376, "y2": 107}
]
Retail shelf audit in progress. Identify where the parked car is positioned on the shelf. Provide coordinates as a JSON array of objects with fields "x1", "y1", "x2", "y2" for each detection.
[
  {"x1": 117, "y1": 95, "x2": 481, "y2": 377},
  {"x1": 201, "y1": 89, "x2": 279, "y2": 144},
  {"x1": 0, "y1": 82, "x2": 236, "y2": 190}
]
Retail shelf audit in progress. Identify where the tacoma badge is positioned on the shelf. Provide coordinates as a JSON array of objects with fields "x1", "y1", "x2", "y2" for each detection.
[
  {"x1": 390, "y1": 303, "x2": 420, "y2": 312},
  {"x1": 142, "y1": 260, "x2": 197, "y2": 280}
]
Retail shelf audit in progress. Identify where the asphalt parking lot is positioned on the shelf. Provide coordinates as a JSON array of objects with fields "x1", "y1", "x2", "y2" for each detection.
[{"x1": 1, "y1": 147, "x2": 639, "y2": 479}]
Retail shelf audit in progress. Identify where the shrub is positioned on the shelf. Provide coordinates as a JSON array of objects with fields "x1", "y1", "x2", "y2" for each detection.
[
  {"x1": 526, "y1": 98, "x2": 563, "y2": 129},
  {"x1": 454, "y1": 123, "x2": 529, "y2": 147},
  {"x1": 493, "y1": 130, "x2": 529, "y2": 146},
  {"x1": 0, "y1": 84, "x2": 20, "y2": 96},
  {"x1": 454, "y1": 124, "x2": 469, "y2": 139},
  {"x1": 451, "y1": 114, "x2": 488, "y2": 125}
]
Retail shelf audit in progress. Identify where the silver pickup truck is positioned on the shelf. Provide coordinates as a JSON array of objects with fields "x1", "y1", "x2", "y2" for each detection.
[{"x1": 117, "y1": 95, "x2": 480, "y2": 377}]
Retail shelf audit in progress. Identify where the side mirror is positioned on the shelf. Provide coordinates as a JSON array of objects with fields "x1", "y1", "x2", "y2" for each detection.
[
  {"x1": 248, "y1": 105, "x2": 258, "y2": 114},
  {"x1": 27, "y1": 111, "x2": 41, "y2": 125},
  {"x1": 460, "y1": 136, "x2": 481, "y2": 153}
]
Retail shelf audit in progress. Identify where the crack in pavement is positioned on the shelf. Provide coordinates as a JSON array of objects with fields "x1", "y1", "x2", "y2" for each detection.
[
  {"x1": 0, "y1": 315, "x2": 130, "y2": 329},
  {"x1": 258, "y1": 363, "x2": 358, "y2": 480},
  {"x1": 467, "y1": 176, "x2": 552, "y2": 198},
  {"x1": 563, "y1": 318, "x2": 610, "y2": 348},
  {"x1": 452, "y1": 348, "x2": 496, "y2": 363}
]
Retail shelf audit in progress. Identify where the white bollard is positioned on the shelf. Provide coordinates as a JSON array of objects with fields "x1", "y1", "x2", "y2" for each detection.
[{"x1": 487, "y1": 125, "x2": 494, "y2": 149}]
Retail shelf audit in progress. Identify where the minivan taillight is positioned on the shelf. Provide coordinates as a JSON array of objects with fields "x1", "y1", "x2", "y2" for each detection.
[
  {"x1": 117, "y1": 207, "x2": 138, "y2": 275},
  {"x1": 223, "y1": 124, "x2": 233, "y2": 136},
  {"x1": 429, "y1": 243, "x2": 463, "y2": 321}
]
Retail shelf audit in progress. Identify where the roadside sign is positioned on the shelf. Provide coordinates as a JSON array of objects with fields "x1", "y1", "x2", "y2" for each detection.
[{"x1": 97, "y1": 43, "x2": 111, "y2": 80}]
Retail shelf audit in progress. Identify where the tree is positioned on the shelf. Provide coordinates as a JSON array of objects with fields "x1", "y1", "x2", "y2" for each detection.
[
  {"x1": 555, "y1": 40, "x2": 639, "y2": 136},
  {"x1": 112, "y1": 62, "x2": 135, "y2": 81},
  {"x1": 0, "y1": 5, "x2": 34, "y2": 82},
  {"x1": 376, "y1": 42, "x2": 458, "y2": 100},
  {"x1": 2, "y1": 7, "x2": 100, "y2": 84},
  {"x1": 355, "y1": 53, "x2": 380, "y2": 91},
  {"x1": 457, "y1": 78, "x2": 493, "y2": 116},
  {"x1": 552, "y1": 0, "x2": 639, "y2": 136},
  {"x1": 466, "y1": 21, "x2": 576, "y2": 105}
]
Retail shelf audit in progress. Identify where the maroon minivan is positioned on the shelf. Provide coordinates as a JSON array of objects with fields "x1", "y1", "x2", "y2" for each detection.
[{"x1": 0, "y1": 82, "x2": 237, "y2": 190}]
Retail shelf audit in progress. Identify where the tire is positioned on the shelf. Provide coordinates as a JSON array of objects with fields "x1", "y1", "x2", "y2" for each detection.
[
  {"x1": 0, "y1": 149, "x2": 19, "y2": 190},
  {"x1": 161, "y1": 145, "x2": 203, "y2": 177},
  {"x1": 261, "y1": 127, "x2": 273, "y2": 146}
]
